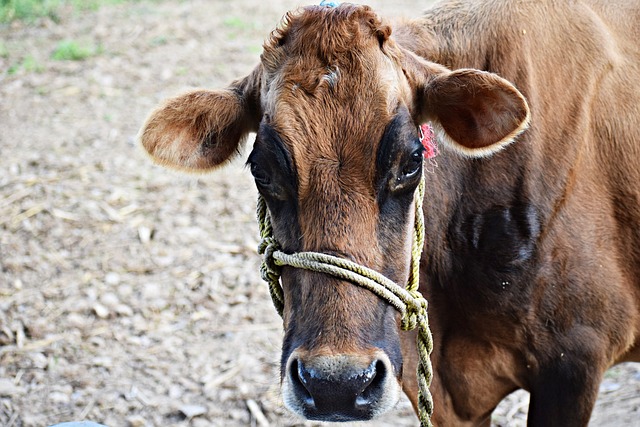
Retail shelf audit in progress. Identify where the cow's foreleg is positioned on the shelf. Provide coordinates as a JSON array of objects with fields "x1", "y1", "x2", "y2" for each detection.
[{"x1": 527, "y1": 351, "x2": 604, "y2": 427}]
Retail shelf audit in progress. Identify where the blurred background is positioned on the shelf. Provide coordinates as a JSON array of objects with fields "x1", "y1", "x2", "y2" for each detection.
[{"x1": 1, "y1": 0, "x2": 638, "y2": 426}]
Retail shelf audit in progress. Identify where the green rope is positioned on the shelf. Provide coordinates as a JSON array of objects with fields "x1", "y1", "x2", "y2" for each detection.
[{"x1": 257, "y1": 172, "x2": 434, "y2": 427}]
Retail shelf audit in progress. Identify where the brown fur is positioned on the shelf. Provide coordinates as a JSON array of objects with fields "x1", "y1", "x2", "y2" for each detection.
[
  {"x1": 394, "y1": 0, "x2": 640, "y2": 424},
  {"x1": 139, "y1": 1, "x2": 640, "y2": 425}
]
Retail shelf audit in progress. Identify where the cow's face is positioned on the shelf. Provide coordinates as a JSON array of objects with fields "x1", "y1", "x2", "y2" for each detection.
[
  {"x1": 139, "y1": 4, "x2": 529, "y2": 422},
  {"x1": 251, "y1": 7, "x2": 430, "y2": 421}
]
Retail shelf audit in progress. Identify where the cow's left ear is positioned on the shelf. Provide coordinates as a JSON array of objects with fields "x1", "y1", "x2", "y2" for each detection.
[
  {"x1": 422, "y1": 69, "x2": 530, "y2": 157},
  {"x1": 139, "y1": 65, "x2": 262, "y2": 171}
]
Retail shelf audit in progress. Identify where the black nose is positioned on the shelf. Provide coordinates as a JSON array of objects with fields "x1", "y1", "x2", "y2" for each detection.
[{"x1": 288, "y1": 357, "x2": 388, "y2": 421}]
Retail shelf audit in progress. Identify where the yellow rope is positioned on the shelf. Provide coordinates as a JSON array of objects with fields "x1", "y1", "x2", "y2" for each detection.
[{"x1": 257, "y1": 172, "x2": 433, "y2": 427}]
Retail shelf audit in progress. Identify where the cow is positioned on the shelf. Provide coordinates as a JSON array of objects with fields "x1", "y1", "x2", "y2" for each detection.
[{"x1": 138, "y1": 0, "x2": 640, "y2": 425}]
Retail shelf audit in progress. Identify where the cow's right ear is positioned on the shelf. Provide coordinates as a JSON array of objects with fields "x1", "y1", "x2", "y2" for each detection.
[{"x1": 139, "y1": 66, "x2": 262, "y2": 171}]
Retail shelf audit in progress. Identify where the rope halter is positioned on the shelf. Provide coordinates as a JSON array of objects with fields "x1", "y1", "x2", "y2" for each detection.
[{"x1": 256, "y1": 165, "x2": 434, "y2": 426}]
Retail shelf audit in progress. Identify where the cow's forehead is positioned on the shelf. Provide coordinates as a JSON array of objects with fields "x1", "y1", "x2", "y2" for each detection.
[
  {"x1": 261, "y1": 4, "x2": 390, "y2": 73},
  {"x1": 258, "y1": 6, "x2": 411, "y2": 158},
  {"x1": 267, "y1": 70, "x2": 393, "y2": 142},
  {"x1": 259, "y1": 4, "x2": 407, "y2": 106}
]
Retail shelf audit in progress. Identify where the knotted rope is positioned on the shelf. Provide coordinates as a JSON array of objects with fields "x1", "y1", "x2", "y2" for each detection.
[{"x1": 256, "y1": 171, "x2": 434, "y2": 427}]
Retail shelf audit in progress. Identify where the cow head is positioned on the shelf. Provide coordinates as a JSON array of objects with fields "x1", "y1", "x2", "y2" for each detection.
[{"x1": 139, "y1": 4, "x2": 529, "y2": 422}]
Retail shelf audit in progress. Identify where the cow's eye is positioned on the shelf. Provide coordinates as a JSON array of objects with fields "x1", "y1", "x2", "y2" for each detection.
[
  {"x1": 250, "y1": 163, "x2": 272, "y2": 187},
  {"x1": 399, "y1": 149, "x2": 423, "y2": 182}
]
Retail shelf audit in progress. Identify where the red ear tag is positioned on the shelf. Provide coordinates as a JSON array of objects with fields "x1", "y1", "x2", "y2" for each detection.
[{"x1": 419, "y1": 123, "x2": 438, "y2": 159}]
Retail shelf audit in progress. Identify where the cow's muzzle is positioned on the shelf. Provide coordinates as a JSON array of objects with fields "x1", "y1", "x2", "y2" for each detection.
[{"x1": 283, "y1": 350, "x2": 401, "y2": 421}]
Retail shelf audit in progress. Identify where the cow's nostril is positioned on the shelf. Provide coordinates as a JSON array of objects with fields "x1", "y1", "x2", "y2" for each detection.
[
  {"x1": 356, "y1": 359, "x2": 386, "y2": 408},
  {"x1": 289, "y1": 358, "x2": 315, "y2": 409}
]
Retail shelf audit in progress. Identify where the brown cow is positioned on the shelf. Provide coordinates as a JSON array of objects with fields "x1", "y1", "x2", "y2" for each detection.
[{"x1": 139, "y1": 1, "x2": 640, "y2": 425}]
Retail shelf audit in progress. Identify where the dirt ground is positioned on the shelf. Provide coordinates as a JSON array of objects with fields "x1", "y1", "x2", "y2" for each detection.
[{"x1": 0, "y1": 0, "x2": 639, "y2": 426}]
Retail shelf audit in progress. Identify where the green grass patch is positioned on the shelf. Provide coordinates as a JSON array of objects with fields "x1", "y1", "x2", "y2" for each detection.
[
  {"x1": 51, "y1": 39, "x2": 98, "y2": 60},
  {"x1": 8, "y1": 55, "x2": 44, "y2": 74},
  {"x1": 0, "y1": 0, "x2": 59, "y2": 22},
  {"x1": 0, "y1": 0, "x2": 159, "y2": 23},
  {"x1": 223, "y1": 16, "x2": 248, "y2": 29},
  {"x1": 0, "y1": 41, "x2": 8, "y2": 58},
  {"x1": 248, "y1": 44, "x2": 263, "y2": 55},
  {"x1": 222, "y1": 16, "x2": 260, "y2": 41}
]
